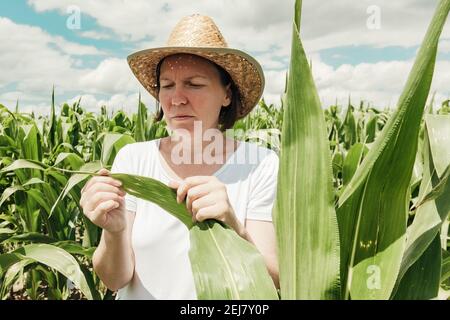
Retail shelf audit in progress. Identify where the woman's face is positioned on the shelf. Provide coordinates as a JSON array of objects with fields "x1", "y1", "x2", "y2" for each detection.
[{"x1": 158, "y1": 54, "x2": 231, "y2": 134}]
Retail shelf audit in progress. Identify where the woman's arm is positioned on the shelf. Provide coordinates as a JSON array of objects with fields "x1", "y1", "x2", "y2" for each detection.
[
  {"x1": 240, "y1": 220, "x2": 280, "y2": 289},
  {"x1": 92, "y1": 210, "x2": 136, "y2": 291}
]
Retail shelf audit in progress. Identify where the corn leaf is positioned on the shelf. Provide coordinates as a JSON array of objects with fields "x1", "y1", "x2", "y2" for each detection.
[
  {"x1": 393, "y1": 234, "x2": 442, "y2": 300},
  {"x1": 11, "y1": 243, "x2": 94, "y2": 300},
  {"x1": 1, "y1": 159, "x2": 47, "y2": 173},
  {"x1": 189, "y1": 220, "x2": 278, "y2": 299},
  {"x1": 110, "y1": 172, "x2": 279, "y2": 299},
  {"x1": 1, "y1": 259, "x2": 34, "y2": 299},
  {"x1": 49, "y1": 161, "x2": 102, "y2": 218},
  {"x1": 109, "y1": 172, "x2": 278, "y2": 299},
  {"x1": 273, "y1": 0, "x2": 341, "y2": 299},
  {"x1": 0, "y1": 253, "x2": 22, "y2": 276},
  {"x1": 442, "y1": 250, "x2": 450, "y2": 283},
  {"x1": 100, "y1": 133, "x2": 135, "y2": 166},
  {"x1": 3, "y1": 232, "x2": 57, "y2": 244},
  {"x1": 134, "y1": 93, "x2": 147, "y2": 142},
  {"x1": 54, "y1": 152, "x2": 84, "y2": 170},
  {"x1": 342, "y1": 143, "x2": 368, "y2": 186},
  {"x1": 415, "y1": 164, "x2": 450, "y2": 208},
  {"x1": 337, "y1": 0, "x2": 450, "y2": 299},
  {"x1": 392, "y1": 115, "x2": 450, "y2": 296}
]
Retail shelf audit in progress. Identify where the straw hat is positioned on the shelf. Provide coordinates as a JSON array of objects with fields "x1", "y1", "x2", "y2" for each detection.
[{"x1": 127, "y1": 14, "x2": 265, "y2": 120}]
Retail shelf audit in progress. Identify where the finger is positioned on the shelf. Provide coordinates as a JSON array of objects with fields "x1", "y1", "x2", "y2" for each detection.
[
  {"x1": 194, "y1": 204, "x2": 221, "y2": 223},
  {"x1": 80, "y1": 184, "x2": 125, "y2": 207},
  {"x1": 168, "y1": 180, "x2": 181, "y2": 189},
  {"x1": 177, "y1": 176, "x2": 212, "y2": 203},
  {"x1": 185, "y1": 184, "x2": 211, "y2": 213},
  {"x1": 89, "y1": 199, "x2": 119, "y2": 225},
  {"x1": 83, "y1": 168, "x2": 118, "y2": 189},
  {"x1": 82, "y1": 169, "x2": 110, "y2": 193},
  {"x1": 84, "y1": 192, "x2": 123, "y2": 214},
  {"x1": 191, "y1": 194, "x2": 216, "y2": 216},
  {"x1": 83, "y1": 176, "x2": 122, "y2": 194},
  {"x1": 184, "y1": 176, "x2": 214, "y2": 185},
  {"x1": 97, "y1": 168, "x2": 110, "y2": 175}
]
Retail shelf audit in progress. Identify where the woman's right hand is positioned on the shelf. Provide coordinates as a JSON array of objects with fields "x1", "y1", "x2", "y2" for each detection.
[{"x1": 80, "y1": 168, "x2": 127, "y2": 234}]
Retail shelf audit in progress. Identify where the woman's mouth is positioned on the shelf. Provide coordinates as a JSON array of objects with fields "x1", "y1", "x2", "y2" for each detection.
[{"x1": 172, "y1": 116, "x2": 194, "y2": 120}]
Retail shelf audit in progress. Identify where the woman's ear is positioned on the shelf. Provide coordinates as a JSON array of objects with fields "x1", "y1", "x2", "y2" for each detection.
[{"x1": 223, "y1": 84, "x2": 232, "y2": 107}]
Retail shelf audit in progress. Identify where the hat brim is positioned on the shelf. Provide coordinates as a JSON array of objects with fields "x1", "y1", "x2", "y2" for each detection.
[{"x1": 127, "y1": 47, "x2": 265, "y2": 120}]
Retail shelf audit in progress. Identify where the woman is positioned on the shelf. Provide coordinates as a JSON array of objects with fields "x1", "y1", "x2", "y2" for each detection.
[{"x1": 80, "y1": 14, "x2": 279, "y2": 300}]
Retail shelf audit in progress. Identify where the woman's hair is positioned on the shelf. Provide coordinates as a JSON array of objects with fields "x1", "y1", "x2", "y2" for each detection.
[{"x1": 153, "y1": 54, "x2": 241, "y2": 131}]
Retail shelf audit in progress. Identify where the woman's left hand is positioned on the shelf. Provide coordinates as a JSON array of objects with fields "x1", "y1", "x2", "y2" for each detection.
[{"x1": 168, "y1": 176, "x2": 244, "y2": 235}]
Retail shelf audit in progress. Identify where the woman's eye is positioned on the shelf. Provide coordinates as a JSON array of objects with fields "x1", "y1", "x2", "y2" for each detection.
[
  {"x1": 189, "y1": 83, "x2": 204, "y2": 88},
  {"x1": 161, "y1": 84, "x2": 173, "y2": 89}
]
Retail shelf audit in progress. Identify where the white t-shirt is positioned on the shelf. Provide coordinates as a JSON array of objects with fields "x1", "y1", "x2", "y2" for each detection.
[{"x1": 111, "y1": 138, "x2": 279, "y2": 300}]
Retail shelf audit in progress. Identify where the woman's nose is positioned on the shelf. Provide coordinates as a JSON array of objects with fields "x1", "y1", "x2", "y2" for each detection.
[{"x1": 171, "y1": 87, "x2": 187, "y2": 106}]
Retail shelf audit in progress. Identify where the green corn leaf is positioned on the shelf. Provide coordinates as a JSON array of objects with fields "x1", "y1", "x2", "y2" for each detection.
[
  {"x1": 426, "y1": 115, "x2": 450, "y2": 176},
  {"x1": 342, "y1": 143, "x2": 368, "y2": 186},
  {"x1": 0, "y1": 159, "x2": 47, "y2": 173},
  {"x1": 337, "y1": 0, "x2": 450, "y2": 300},
  {"x1": 0, "y1": 185, "x2": 24, "y2": 208},
  {"x1": 392, "y1": 115, "x2": 450, "y2": 296},
  {"x1": 52, "y1": 241, "x2": 96, "y2": 259},
  {"x1": 109, "y1": 172, "x2": 278, "y2": 299},
  {"x1": 110, "y1": 172, "x2": 278, "y2": 299},
  {"x1": 393, "y1": 234, "x2": 442, "y2": 300},
  {"x1": 100, "y1": 133, "x2": 136, "y2": 167},
  {"x1": 442, "y1": 250, "x2": 450, "y2": 283},
  {"x1": 49, "y1": 161, "x2": 102, "y2": 218},
  {"x1": 273, "y1": 0, "x2": 341, "y2": 299},
  {"x1": 49, "y1": 87, "x2": 57, "y2": 150},
  {"x1": 189, "y1": 220, "x2": 278, "y2": 299},
  {"x1": 0, "y1": 253, "x2": 22, "y2": 276},
  {"x1": 12, "y1": 243, "x2": 93, "y2": 300},
  {"x1": 365, "y1": 114, "x2": 377, "y2": 143},
  {"x1": 54, "y1": 152, "x2": 85, "y2": 170},
  {"x1": 110, "y1": 173, "x2": 193, "y2": 228},
  {"x1": 0, "y1": 259, "x2": 34, "y2": 299},
  {"x1": 414, "y1": 164, "x2": 450, "y2": 209},
  {"x1": 19, "y1": 124, "x2": 42, "y2": 162},
  {"x1": 134, "y1": 93, "x2": 147, "y2": 142},
  {"x1": 3, "y1": 232, "x2": 57, "y2": 244},
  {"x1": 338, "y1": 1, "x2": 449, "y2": 207}
]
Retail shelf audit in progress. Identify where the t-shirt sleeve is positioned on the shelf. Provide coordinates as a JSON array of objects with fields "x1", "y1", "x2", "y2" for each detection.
[
  {"x1": 110, "y1": 144, "x2": 137, "y2": 213},
  {"x1": 246, "y1": 150, "x2": 279, "y2": 222}
]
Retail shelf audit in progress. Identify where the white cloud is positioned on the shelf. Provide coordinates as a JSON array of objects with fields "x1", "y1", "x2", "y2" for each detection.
[
  {"x1": 2, "y1": 1, "x2": 450, "y2": 115},
  {"x1": 79, "y1": 30, "x2": 112, "y2": 40},
  {"x1": 0, "y1": 18, "x2": 149, "y2": 96},
  {"x1": 27, "y1": 0, "x2": 450, "y2": 52},
  {"x1": 311, "y1": 56, "x2": 450, "y2": 108},
  {"x1": 78, "y1": 58, "x2": 138, "y2": 94},
  {"x1": 0, "y1": 17, "x2": 105, "y2": 93},
  {"x1": 248, "y1": 56, "x2": 450, "y2": 110}
]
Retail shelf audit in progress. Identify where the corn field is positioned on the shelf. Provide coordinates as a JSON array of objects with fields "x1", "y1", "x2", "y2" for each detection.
[{"x1": 1, "y1": 0, "x2": 450, "y2": 300}]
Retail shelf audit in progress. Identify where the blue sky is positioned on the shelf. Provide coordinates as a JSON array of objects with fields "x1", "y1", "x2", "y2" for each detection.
[{"x1": 0, "y1": 0, "x2": 449, "y2": 115}]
